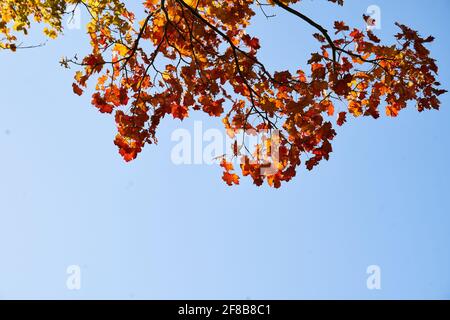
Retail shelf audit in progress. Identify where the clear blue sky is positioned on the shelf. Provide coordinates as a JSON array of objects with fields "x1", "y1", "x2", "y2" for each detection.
[{"x1": 0, "y1": 0, "x2": 449, "y2": 299}]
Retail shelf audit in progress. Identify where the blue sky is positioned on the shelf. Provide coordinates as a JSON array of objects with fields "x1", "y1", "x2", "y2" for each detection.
[{"x1": 0, "y1": 0, "x2": 449, "y2": 299}]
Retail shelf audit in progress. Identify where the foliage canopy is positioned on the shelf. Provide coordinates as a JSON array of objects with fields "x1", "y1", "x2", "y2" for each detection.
[{"x1": 1, "y1": 0, "x2": 446, "y2": 187}]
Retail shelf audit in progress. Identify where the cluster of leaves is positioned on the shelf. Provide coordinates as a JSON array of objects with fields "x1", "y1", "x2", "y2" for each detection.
[
  {"x1": 0, "y1": 0, "x2": 73, "y2": 50},
  {"x1": 1, "y1": 0, "x2": 446, "y2": 188}
]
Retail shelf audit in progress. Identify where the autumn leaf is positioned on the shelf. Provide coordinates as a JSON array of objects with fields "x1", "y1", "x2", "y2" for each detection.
[
  {"x1": 334, "y1": 21, "x2": 349, "y2": 34},
  {"x1": 386, "y1": 105, "x2": 399, "y2": 117},
  {"x1": 337, "y1": 112, "x2": 347, "y2": 126},
  {"x1": 72, "y1": 83, "x2": 83, "y2": 96},
  {"x1": 222, "y1": 172, "x2": 240, "y2": 186},
  {"x1": 171, "y1": 104, "x2": 189, "y2": 120}
]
